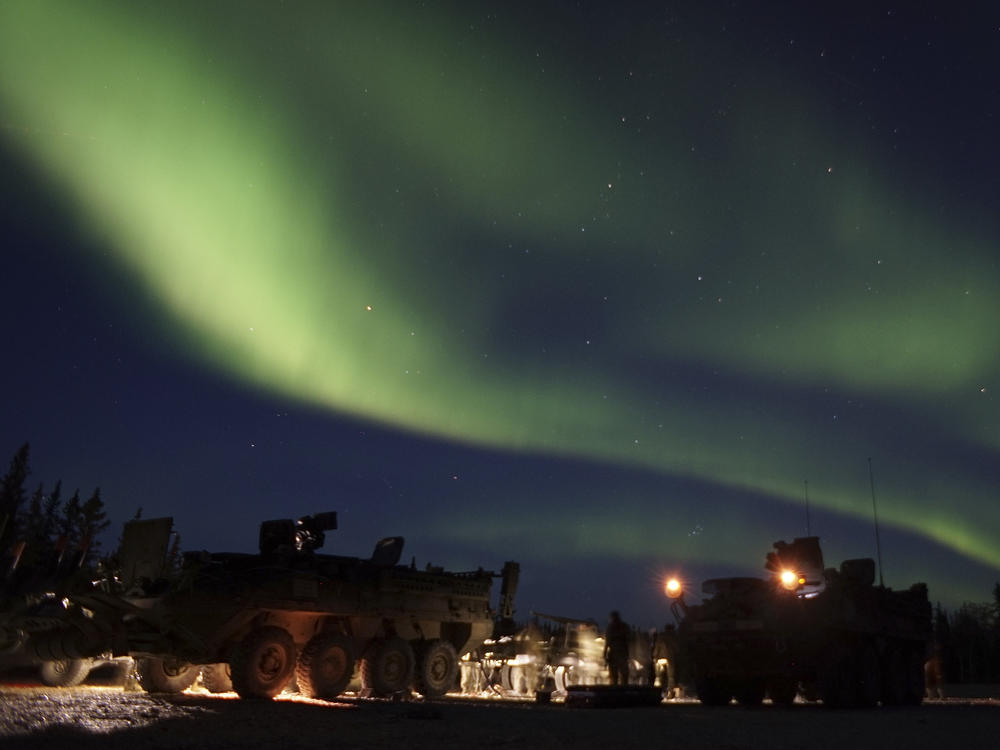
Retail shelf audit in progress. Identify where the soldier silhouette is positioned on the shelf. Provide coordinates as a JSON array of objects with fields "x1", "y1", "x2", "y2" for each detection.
[{"x1": 604, "y1": 610, "x2": 631, "y2": 686}]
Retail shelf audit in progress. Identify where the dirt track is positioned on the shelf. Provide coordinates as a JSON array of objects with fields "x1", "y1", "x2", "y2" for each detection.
[{"x1": 1, "y1": 683, "x2": 999, "y2": 750}]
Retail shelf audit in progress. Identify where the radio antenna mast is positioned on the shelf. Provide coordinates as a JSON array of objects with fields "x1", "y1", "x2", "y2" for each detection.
[
  {"x1": 804, "y1": 480, "x2": 811, "y2": 537},
  {"x1": 868, "y1": 457, "x2": 885, "y2": 588}
]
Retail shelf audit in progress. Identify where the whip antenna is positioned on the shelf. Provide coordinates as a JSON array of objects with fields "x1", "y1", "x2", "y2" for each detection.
[
  {"x1": 804, "y1": 480, "x2": 811, "y2": 537},
  {"x1": 868, "y1": 457, "x2": 885, "y2": 587}
]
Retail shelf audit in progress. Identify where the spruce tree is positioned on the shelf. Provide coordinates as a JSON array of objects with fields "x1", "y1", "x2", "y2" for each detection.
[
  {"x1": 80, "y1": 488, "x2": 111, "y2": 566},
  {"x1": 933, "y1": 602, "x2": 953, "y2": 682},
  {"x1": 993, "y1": 583, "x2": 1000, "y2": 681},
  {"x1": 25, "y1": 483, "x2": 46, "y2": 545},
  {"x1": 0, "y1": 443, "x2": 31, "y2": 552},
  {"x1": 20, "y1": 483, "x2": 47, "y2": 569},
  {"x1": 60, "y1": 490, "x2": 82, "y2": 549},
  {"x1": 166, "y1": 531, "x2": 183, "y2": 576},
  {"x1": 42, "y1": 480, "x2": 62, "y2": 543}
]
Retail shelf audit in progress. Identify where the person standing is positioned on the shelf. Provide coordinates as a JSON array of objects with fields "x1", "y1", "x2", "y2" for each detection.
[
  {"x1": 653, "y1": 624, "x2": 679, "y2": 698},
  {"x1": 604, "y1": 610, "x2": 631, "y2": 686}
]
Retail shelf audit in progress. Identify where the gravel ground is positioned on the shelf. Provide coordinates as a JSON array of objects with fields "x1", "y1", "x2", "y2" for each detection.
[{"x1": 1, "y1": 682, "x2": 999, "y2": 750}]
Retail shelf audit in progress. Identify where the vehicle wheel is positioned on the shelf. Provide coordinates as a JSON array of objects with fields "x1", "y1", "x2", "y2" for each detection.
[
  {"x1": 816, "y1": 646, "x2": 856, "y2": 708},
  {"x1": 296, "y1": 632, "x2": 355, "y2": 700},
  {"x1": 201, "y1": 662, "x2": 233, "y2": 693},
  {"x1": 553, "y1": 665, "x2": 568, "y2": 692},
  {"x1": 40, "y1": 658, "x2": 91, "y2": 687},
  {"x1": 734, "y1": 678, "x2": 766, "y2": 707},
  {"x1": 901, "y1": 647, "x2": 925, "y2": 706},
  {"x1": 767, "y1": 676, "x2": 798, "y2": 706},
  {"x1": 231, "y1": 626, "x2": 297, "y2": 699},
  {"x1": 414, "y1": 639, "x2": 458, "y2": 698},
  {"x1": 360, "y1": 636, "x2": 415, "y2": 696},
  {"x1": 695, "y1": 675, "x2": 732, "y2": 706},
  {"x1": 879, "y1": 645, "x2": 906, "y2": 706},
  {"x1": 501, "y1": 663, "x2": 536, "y2": 695},
  {"x1": 136, "y1": 657, "x2": 199, "y2": 694},
  {"x1": 500, "y1": 663, "x2": 517, "y2": 692},
  {"x1": 855, "y1": 642, "x2": 880, "y2": 708}
]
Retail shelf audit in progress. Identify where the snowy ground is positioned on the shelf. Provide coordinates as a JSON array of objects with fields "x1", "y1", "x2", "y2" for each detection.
[{"x1": 1, "y1": 680, "x2": 999, "y2": 750}]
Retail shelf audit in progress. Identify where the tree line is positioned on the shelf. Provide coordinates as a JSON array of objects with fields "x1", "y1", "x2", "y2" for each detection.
[
  {"x1": 0, "y1": 442, "x2": 111, "y2": 577},
  {"x1": 933, "y1": 589, "x2": 1000, "y2": 684}
]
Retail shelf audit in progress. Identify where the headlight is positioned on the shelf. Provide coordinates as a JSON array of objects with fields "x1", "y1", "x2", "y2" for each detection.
[
  {"x1": 664, "y1": 578, "x2": 683, "y2": 599},
  {"x1": 779, "y1": 569, "x2": 802, "y2": 591}
]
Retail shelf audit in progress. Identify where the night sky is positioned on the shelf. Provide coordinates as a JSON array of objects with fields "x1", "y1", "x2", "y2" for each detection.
[{"x1": 1, "y1": 1, "x2": 998, "y2": 627}]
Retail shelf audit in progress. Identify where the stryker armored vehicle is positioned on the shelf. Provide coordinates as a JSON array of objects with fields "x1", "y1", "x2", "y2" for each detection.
[
  {"x1": 671, "y1": 537, "x2": 931, "y2": 708},
  {"x1": 13, "y1": 513, "x2": 519, "y2": 701}
]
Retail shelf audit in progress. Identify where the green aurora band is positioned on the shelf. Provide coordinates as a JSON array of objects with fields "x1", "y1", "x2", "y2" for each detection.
[{"x1": 1, "y1": 3, "x2": 997, "y2": 583}]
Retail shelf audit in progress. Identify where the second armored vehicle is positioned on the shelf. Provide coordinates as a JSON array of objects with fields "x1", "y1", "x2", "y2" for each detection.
[{"x1": 673, "y1": 537, "x2": 931, "y2": 708}]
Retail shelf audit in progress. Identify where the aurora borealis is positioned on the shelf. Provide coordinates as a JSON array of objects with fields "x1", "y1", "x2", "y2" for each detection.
[{"x1": 1, "y1": 2, "x2": 997, "y2": 623}]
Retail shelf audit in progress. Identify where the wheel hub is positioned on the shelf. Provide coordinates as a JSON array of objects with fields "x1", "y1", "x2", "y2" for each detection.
[
  {"x1": 259, "y1": 646, "x2": 285, "y2": 679},
  {"x1": 320, "y1": 648, "x2": 347, "y2": 680}
]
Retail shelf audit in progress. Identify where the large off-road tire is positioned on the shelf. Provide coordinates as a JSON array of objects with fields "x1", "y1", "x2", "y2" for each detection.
[
  {"x1": 360, "y1": 636, "x2": 415, "y2": 696},
  {"x1": 800, "y1": 682, "x2": 820, "y2": 703},
  {"x1": 854, "y1": 642, "x2": 881, "y2": 708},
  {"x1": 879, "y1": 644, "x2": 907, "y2": 706},
  {"x1": 553, "y1": 664, "x2": 584, "y2": 693},
  {"x1": 296, "y1": 632, "x2": 355, "y2": 700},
  {"x1": 901, "y1": 646, "x2": 925, "y2": 706},
  {"x1": 766, "y1": 676, "x2": 798, "y2": 706},
  {"x1": 201, "y1": 663, "x2": 233, "y2": 693},
  {"x1": 820, "y1": 640, "x2": 880, "y2": 709},
  {"x1": 818, "y1": 663, "x2": 851, "y2": 708},
  {"x1": 695, "y1": 675, "x2": 732, "y2": 706},
  {"x1": 136, "y1": 657, "x2": 199, "y2": 694},
  {"x1": 230, "y1": 626, "x2": 297, "y2": 699},
  {"x1": 40, "y1": 658, "x2": 91, "y2": 687},
  {"x1": 818, "y1": 641, "x2": 854, "y2": 708},
  {"x1": 413, "y1": 639, "x2": 458, "y2": 698},
  {"x1": 734, "y1": 677, "x2": 766, "y2": 707}
]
